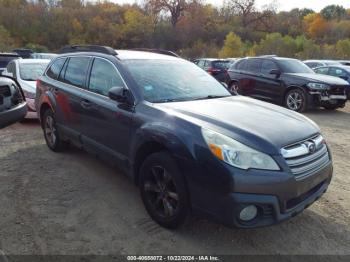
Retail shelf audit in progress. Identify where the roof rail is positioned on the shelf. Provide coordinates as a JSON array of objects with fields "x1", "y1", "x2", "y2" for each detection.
[
  {"x1": 132, "y1": 48, "x2": 180, "y2": 57},
  {"x1": 59, "y1": 45, "x2": 117, "y2": 55}
]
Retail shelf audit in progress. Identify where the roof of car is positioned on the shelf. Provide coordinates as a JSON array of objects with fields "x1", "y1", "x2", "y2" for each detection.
[
  {"x1": 116, "y1": 50, "x2": 181, "y2": 60},
  {"x1": 16, "y1": 59, "x2": 51, "y2": 64},
  {"x1": 304, "y1": 60, "x2": 339, "y2": 63},
  {"x1": 0, "y1": 53, "x2": 20, "y2": 57},
  {"x1": 316, "y1": 65, "x2": 350, "y2": 71}
]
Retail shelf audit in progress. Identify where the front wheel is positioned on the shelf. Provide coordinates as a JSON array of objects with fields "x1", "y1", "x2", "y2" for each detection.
[
  {"x1": 42, "y1": 109, "x2": 67, "y2": 152},
  {"x1": 285, "y1": 89, "x2": 308, "y2": 112},
  {"x1": 139, "y1": 152, "x2": 190, "y2": 229},
  {"x1": 228, "y1": 81, "x2": 239, "y2": 94}
]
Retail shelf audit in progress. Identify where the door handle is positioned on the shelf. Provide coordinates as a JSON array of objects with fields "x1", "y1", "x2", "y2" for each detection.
[{"x1": 80, "y1": 99, "x2": 92, "y2": 109}]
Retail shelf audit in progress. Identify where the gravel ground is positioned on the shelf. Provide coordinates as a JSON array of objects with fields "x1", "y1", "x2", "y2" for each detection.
[{"x1": 0, "y1": 105, "x2": 349, "y2": 256}]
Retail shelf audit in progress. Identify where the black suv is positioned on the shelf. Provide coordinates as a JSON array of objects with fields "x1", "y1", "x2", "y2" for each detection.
[
  {"x1": 0, "y1": 53, "x2": 20, "y2": 75},
  {"x1": 227, "y1": 56, "x2": 348, "y2": 112},
  {"x1": 36, "y1": 46, "x2": 332, "y2": 229},
  {"x1": 0, "y1": 76, "x2": 27, "y2": 128}
]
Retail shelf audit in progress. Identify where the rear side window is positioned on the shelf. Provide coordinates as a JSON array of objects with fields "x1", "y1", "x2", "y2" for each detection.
[
  {"x1": 315, "y1": 67, "x2": 329, "y2": 75},
  {"x1": 261, "y1": 60, "x2": 278, "y2": 75},
  {"x1": 213, "y1": 61, "x2": 230, "y2": 70},
  {"x1": 88, "y1": 58, "x2": 125, "y2": 96},
  {"x1": 46, "y1": 58, "x2": 66, "y2": 80},
  {"x1": 234, "y1": 60, "x2": 247, "y2": 70},
  {"x1": 245, "y1": 59, "x2": 261, "y2": 73},
  {"x1": 62, "y1": 57, "x2": 90, "y2": 88}
]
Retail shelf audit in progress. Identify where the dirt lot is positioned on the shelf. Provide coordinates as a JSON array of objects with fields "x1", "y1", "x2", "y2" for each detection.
[{"x1": 0, "y1": 105, "x2": 349, "y2": 256}]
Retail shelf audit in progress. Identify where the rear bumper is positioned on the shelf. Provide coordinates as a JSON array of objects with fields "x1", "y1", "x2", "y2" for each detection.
[{"x1": 0, "y1": 102, "x2": 27, "y2": 128}]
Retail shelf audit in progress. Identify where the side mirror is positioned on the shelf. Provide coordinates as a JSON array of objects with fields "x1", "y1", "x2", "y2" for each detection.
[
  {"x1": 108, "y1": 86, "x2": 127, "y2": 103},
  {"x1": 269, "y1": 69, "x2": 281, "y2": 76}
]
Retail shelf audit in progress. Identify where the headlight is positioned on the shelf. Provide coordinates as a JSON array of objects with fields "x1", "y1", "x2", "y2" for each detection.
[
  {"x1": 307, "y1": 83, "x2": 330, "y2": 90},
  {"x1": 201, "y1": 128, "x2": 280, "y2": 171},
  {"x1": 23, "y1": 90, "x2": 35, "y2": 99}
]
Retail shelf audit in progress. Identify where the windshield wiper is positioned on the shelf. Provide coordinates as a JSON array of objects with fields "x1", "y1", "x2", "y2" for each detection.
[{"x1": 193, "y1": 95, "x2": 231, "y2": 101}]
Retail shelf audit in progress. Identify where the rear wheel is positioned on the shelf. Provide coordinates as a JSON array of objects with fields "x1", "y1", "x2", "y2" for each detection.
[
  {"x1": 229, "y1": 81, "x2": 239, "y2": 94},
  {"x1": 285, "y1": 89, "x2": 308, "y2": 112},
  {"x1": 139, "y1": 152, "x2": 189, "y2": 229},
  {"x1": 42, "y1": 109, "x2": 67, "y2": 152}
]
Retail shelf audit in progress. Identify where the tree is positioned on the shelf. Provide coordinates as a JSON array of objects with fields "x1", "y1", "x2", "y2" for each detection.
[
  {"x1": 321, "y1": 5, "x2": 346, "y2": 21},
  {"x1": 218, "y1": 32, "x2": 244, "y2": 58},
  {"x1": 253, "y1": 33, "x2": 298, "y2": 57},
  {"x1": 0, "y1": 25, "x2": 14, "y2": 52},
  {"x1": 304, "y1": 13, "x2": 330, "y2": 39},
  {"x1": 336, "y1": 39, "x2": 350, "y2": 59},
  {"x1": 147, "y1": 0, "x2": 189, "y2": 28}
]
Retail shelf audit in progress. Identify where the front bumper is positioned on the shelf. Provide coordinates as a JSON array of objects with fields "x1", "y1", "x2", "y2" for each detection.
[
  {"x1": 0, "y1": 102, "x2": 27, "y2": 128},
  {"x1": 185, "y1": 151, "x2": 333, "y2": 229}
]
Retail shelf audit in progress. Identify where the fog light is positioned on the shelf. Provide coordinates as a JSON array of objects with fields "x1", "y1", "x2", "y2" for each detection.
[{"x1": 239, "y1": 205, "x2": 258, "y2": 222}]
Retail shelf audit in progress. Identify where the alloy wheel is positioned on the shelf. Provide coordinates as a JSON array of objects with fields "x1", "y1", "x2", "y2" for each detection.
[
  {"x1": 144, "y1": 165, "x2": 179, "y2": 218},
  {"x1": 44, "y1": 115, "x2": 57, "y2": 147},
  {"x1": 286, "y1": 91, "x2": 303, "y2": 111}
]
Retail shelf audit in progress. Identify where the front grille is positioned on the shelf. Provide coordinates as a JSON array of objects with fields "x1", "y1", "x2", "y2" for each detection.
[
  {"x1": 330, "y1": 85, "x2": 346, "y2": 95},
  {"x1": 282, "y1": 135, "x2": 330, "y2": 180},
  {"x1": 0, "y1": 85, "x2": 11, "y2": 97}
]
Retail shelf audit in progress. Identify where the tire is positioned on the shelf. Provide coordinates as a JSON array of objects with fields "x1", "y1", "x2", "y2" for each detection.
[
  {"x1": 323, "y1": 104, "x2": 340, "y2": 110},
  {"x1": 42, "y1": 109, "x2": 67, "y2": 152},
  {"x1": 139, "y1": 152, "x2": 190, "y2": 229},
  {"x1": 285, "y1": 89, "x2": 308, "y2": 112},
  {"x1": 228, "y1": 81, "x2": 239, "y2": 94}
]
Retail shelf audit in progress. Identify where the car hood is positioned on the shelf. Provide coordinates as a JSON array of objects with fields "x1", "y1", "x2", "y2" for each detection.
[
  {"x1": 285, "y1": 73, "x2": 348, "y2": 85},
  {"x1": 155, "y1": 96, "x2": 320, "y2": 155}
]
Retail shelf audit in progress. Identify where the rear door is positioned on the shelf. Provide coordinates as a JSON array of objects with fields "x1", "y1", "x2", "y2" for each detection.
[
  {"x1": 80, "y1": 57, "x2": 133, "y2": 164},
  {"x1": 239, "y1": 59, "x2": 261, "y2": 97},
  {"x1": 54, "y1": 56, "x2": 92, "y2": 143}
]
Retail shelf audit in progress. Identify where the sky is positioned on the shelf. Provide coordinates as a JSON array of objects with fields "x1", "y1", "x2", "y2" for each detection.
[{"x1": 101, "y1": 0, "x2": 350, "y2": 12}]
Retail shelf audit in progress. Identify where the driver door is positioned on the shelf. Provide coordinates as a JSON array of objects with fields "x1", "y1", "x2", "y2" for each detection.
[{"x1": 80, "y1": 57, "x2": 134, "y2": 164}]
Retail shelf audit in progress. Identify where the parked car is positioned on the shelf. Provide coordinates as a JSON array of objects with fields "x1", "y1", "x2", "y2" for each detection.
[
  {"x1": 0, "y1": 53, "x2": 20, "y2": 75},
  {"x1": 0, "y1": 76, "x2": 27, "y2": 128},
  {"x1": 31, "y1": 53, "x2": 57, "y2": 60},
  {"x1": 194, "y1": 58, "x2": 230, "y2": 82},
  {"x1": 36, "y1": 45, "x2": 333, "y2": 229},
  {"x1": 227, "y1": 56, "x2": 348, "y2": 112},
  {"x1": 2, "y1": 59, "x2": 50, "y2": 118},
  {"x1": 314, "y1": 65, "x2": 350, "y2": 99},
  {"x1": 337, "y1": 60, "x2": 350, "y2": 66},
  {"x1": 304, "y1": 60, "x2": 341, "y2": 69},
  {"x1": 12, "y1": 48, "x2": 34, "y2": 59}
]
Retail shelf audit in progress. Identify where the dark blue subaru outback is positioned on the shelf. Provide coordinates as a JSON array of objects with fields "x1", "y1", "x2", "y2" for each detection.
[{"x1": 36, "y1": 45, "x2": 332, "y2": 229}]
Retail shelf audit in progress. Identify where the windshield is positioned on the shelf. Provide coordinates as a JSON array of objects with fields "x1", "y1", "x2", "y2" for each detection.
[
  {"x1": 213, "y1": 61, "x2": 230, "y2": 69},
  {"x1": 123, "y1": 59, "x2": 231, "y2": 103},
  {"x1": 279, "y1": 59, "x2": 315, "y2": 74},
  {"x1": 19, "y1": 62, "x2": 49, "y2": 81}
]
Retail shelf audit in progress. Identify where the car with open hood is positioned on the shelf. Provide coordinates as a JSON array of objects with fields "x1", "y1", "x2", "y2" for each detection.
[{"x1": 36, "y1": 46, "x2": 333, "y2": 229}]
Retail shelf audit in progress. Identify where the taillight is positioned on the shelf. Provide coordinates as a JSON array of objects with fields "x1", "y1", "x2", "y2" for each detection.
[{"x1": 207, "y1": 67, "x2": 220, "y2": 75}]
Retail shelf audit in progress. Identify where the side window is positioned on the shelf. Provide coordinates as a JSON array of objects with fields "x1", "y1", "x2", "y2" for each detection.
[
  {"x1": 235, "y1": 60, "x2": 247, "y2": 70},
  {"x1": 315, "y1": 67, "x2": 329, "y2": 75},
  {"x1": 245, "y1": 59, "x2": 261, "y2": 73},
  {"x1": 63, "y1": 57, "x2": 90, "y2": 88},
  {"x1": 329, "y1": 68, "x2": 346, "y2": 77},
  {"x1": 261, "y1": 60, "x2": 278, "y2": 75},
  {"x1": 88, "y1": 58, "x2": 125, "y2": 96},
  {"x1": 46, "y1": 58, "x2": 66, "y2": 80}
]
